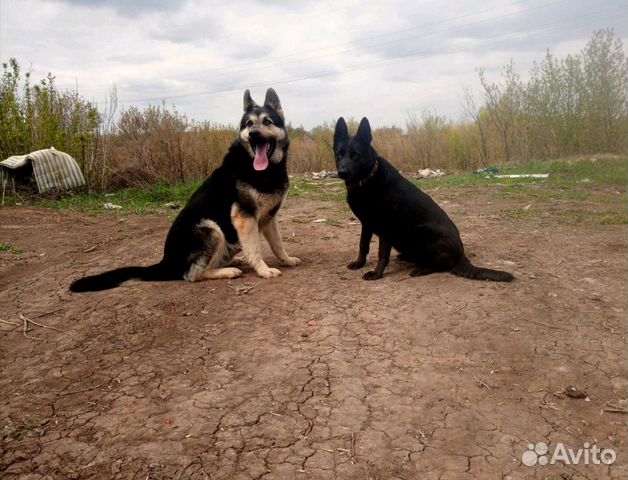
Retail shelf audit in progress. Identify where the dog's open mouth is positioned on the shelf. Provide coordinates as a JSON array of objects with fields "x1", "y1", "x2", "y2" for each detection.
[{"x1": 251, "y1": 140, "x2": 276, "y2": 171}]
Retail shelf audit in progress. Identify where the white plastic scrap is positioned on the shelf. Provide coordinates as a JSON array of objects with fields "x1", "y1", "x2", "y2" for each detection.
[{"x1": 102, "y1": 202, "x2": 123, "y2": 209}]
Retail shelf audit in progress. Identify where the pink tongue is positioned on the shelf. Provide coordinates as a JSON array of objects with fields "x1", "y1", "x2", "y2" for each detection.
[{"x1": 253, "y1": 144, "x2": 269, "y2": 171}]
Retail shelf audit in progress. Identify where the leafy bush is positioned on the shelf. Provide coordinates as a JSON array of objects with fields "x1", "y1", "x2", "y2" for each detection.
[{"x1": 0, "y1": 30, "x2": 625, "y2": 191}]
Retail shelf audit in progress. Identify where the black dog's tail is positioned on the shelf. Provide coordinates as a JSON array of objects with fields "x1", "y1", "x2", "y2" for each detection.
[
  {"x1": 70, "y1": 263, "x2": 176, "y2": 292},
  {"x1": 451, "y1": 256, "x2": 515, "y2": 282}
]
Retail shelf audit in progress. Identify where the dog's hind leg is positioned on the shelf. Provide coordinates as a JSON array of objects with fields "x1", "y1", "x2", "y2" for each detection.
[
  {"x1": 362, "y1": 236, "x2": 391, "y2": 280},
  {"x1": 348, "y1": 223, "x2": 372, "y2": 269},
  {"x1": 261, "y1": 217, "x2": 301, "y2": 267},
  {"x1": 185, "y1": 219, "x2": 242, "y2": 282}
]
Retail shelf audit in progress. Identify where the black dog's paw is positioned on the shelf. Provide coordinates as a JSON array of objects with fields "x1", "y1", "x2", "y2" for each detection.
[
  {"x1": 347, "y1": 259, "x2": 365, "y2": 270},
  {"x1": 362, "y1": 270, "x2": 383, "y2": 281}
]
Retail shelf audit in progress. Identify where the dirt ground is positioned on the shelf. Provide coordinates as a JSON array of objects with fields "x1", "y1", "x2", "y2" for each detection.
[{"x1": 1, "y1": 185, "x2": 626, "y2": 480}]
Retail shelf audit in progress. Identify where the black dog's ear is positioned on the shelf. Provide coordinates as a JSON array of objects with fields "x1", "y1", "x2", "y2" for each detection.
[
  {"x1": 243, "y1": 89, "x2": 258, "y2": 111},
  {"x1": 264, "y1": 88, "x2": 284, "y2": 120},
  {"x1": 356, "y1": 117, "x2": 372, "y2": 144},
  {"x1": 334, "y1": 117, "x2": 348, "y2": 147}
]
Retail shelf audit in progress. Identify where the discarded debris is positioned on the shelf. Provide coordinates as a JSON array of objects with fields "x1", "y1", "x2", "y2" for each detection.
[
  {"x1": 476, "y1": 166, "x2": 499, "y2": 176},
  {"x1": 564, "y1": 385, "x2": 588, "y2": 399},
  {"x1": 494, "y1": 174, "x2": 549, "y2": 179},
  {"x1": 102, "y1": 202, "x2": 122, "y2": 209},
  {"x1": 603, "y1": 406, "x2": 628, "y2": 414},
  {"x1": 227, "y1": 282, "x2": 255, "y2": 295},
  {"x1": 312, "y1": 218, "x2": 327, "y2": 223},
  {"x1": 311, "y1": 170, "x2": 338, "y2": 179},
  {"x1": 474, "y1": 167, "x2": 548, "y2": 179},
  {"x1": 602, "y1": 399, "x2": 627, "y2": 414},
  {"x1": 163, "y1": 202, "x2": 181, "y2": 209},
  {"x1": 411, "y1": 168, "x2": 446, "y2": 179},
  {"x1": 470, "y1": 372, "x2": 493, "y2": 391}
]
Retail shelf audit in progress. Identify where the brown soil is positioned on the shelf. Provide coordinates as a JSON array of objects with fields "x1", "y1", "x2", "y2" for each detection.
[{"x1": 1, "y1": 188, "x2": 626, "y2": 480}]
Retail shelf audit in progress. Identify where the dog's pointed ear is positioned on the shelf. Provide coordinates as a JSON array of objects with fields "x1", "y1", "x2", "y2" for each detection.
[
  {"x1": 264, "y1": 88, "x2": 284, "y2": 120},
  {"x1": 243, "y1": 89, "x2": 258, "y2": 111},
  {"x1": 334, "y1": 117, "x2": 348, "y2": 147},
  {"x1": 356, "y1": 117, "x2": 372, "y2": 144}
]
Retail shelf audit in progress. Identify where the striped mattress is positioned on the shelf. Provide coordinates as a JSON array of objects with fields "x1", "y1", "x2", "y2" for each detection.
[{"x1": 1, "y1": 148, "x2": 86, "y2": 193}]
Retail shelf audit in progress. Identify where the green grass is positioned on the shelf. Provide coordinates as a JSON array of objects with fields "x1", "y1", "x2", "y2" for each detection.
[
  {"x1": 2, "y1": 177, "x2": 344, "y2": 214},
  {"x1": 502, "y1": 155, "x2": 626, "y2": 187},
  {"x1": 2, "y1": 180, "x2": 203, "y2": 215},
  {"x1": 416, "y1": 155, "x2": 626, "y2": 189},
  {"x1": 1, "y1": 156, "x2": 624, "y2": 217},
  {"x1": 0, "y1": 243, "x2": 26, "y2": 254},
  {"x1": 501, "y1": 206, "x2": 627, "y2": 225},
  {"x1": 345, "y1": 155, "x2": 625, "y2": 225},
  {"x1": 288, "y1": 178, "x2": 346, "y2": 202}
]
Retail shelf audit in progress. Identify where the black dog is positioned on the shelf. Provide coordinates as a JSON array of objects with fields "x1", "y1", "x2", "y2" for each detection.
[
  {"x1": 70, "y1": 88, "x2": 300, "y2": 292},
  {"x1": 334, "y1": 116, "x2": 514, "y2": 282}
]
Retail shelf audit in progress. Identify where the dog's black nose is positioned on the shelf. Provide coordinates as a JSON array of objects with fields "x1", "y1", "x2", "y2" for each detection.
[
  {"x1": 249, "y1": 129, "x2": 263, "y2": 142},
  {"x1": 337, "y1": 169, "x2": 349, "y2": 180}
]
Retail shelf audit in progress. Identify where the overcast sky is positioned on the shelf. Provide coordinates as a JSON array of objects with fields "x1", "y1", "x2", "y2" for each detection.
[{"x1": 1, "y1": 0, "x2": 626, "y2": 129}]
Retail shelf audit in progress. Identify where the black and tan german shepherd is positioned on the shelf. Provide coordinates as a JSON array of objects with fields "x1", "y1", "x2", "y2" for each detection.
[
  {"x1": 70, "y1": 88, "x2": 300, "y2": 292},
  {"x1": 334, "y1": 116, "x2": 514, "y2": 282}
]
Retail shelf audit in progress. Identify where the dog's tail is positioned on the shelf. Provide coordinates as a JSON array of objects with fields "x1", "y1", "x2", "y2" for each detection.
[
  {"x1": 451, "y1": 256, "x2": 515, "y2": 282},
  {"x1": 69, "y1": 263, "x2": 176, "y2": 292}
]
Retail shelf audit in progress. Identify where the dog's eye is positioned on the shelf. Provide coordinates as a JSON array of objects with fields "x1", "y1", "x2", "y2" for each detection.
[
  {"x1": 246, "y1": 120, "x2": 254, "y2": 127},
  {"x1": 262, "y1": 118, "x2": 272, "y2": 126}
]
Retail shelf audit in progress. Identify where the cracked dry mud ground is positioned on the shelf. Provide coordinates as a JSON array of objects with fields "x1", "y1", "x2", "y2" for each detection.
[{"x1": 0, "y1": 187, "x2": 626, "y2": 480}]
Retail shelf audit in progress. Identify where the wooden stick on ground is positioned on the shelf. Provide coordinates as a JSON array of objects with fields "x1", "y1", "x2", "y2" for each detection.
[{"x1": 17, "y1": 313, "x2": 64, "y2": 340}]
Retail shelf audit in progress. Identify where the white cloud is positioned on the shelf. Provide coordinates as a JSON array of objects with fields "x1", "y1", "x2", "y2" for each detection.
[{"x1": 1, "y1": 0, "x2": 626, "y2": 129}]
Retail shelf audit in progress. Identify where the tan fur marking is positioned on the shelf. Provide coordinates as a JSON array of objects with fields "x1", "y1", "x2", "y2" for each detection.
[
  {"x1": 196, "y1": 267, "x2": 242, "y2": 280},
  {"x1": 238, "y1": 184, "x2": 284, "y2": 224},
  {"x1": 198, "y1": 219, "x2": 226, "y2": 269},
  {"x1": 231, "y1": 203, "x2": 281, "y2": 278},
  {"x1": 184, "y1": 219, "x2": 229, "y2": 282},
  {"x1": 261, "y1": 217, "x2": 301, "y2": 267}
]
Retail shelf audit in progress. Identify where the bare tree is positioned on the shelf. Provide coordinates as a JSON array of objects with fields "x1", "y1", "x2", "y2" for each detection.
[
  {"x1": 462, "y1": 85, "x2": 489, "y2": 166},
  {"x1": 99, "y1": 84, "x2": 118, "y2": 190},
  {"x1": 478, "y1": 63, "x2": 523, "y2": 163}
]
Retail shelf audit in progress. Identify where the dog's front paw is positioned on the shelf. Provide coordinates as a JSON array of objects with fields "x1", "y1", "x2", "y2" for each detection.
[
  {"x1": 282, "y1": 256, "x2": 301, "y2": 267},
  {"x1": 223, "y1": 267, "x2": 243, "y2": 279},
  {"x1": 347, "y1": 259, "x2": 365, "y2": 270},
  {"x1": 257, "y1": 267, "x2": 282, "y2": 278},
  {"x1": 362, "y1": 270, "x2": 383, "y2": 281}
]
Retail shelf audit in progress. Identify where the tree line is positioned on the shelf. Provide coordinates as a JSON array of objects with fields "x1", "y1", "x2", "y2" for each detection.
[{"x1": 0, "y1": 29, "x2": 625, "y2": 190}]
